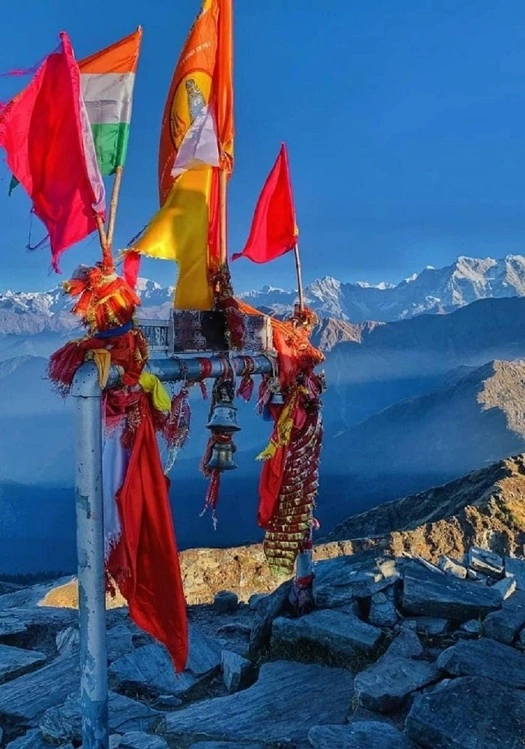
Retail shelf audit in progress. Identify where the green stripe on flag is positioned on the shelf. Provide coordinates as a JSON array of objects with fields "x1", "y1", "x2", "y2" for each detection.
[{"x1": 91, "y1": 122, "x2": 130, "y2": 176}]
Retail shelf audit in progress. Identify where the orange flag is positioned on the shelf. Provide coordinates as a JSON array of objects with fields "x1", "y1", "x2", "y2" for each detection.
[{"x1": 126, "y1": 0, "x2": 233, "y2": 311}]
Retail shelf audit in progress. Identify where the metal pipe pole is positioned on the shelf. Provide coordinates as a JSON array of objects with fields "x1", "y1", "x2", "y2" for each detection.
[
  {"x1": 71, "y1": 361, "x2": 109, "y2": 749},
  {"x1": 146, "y1": 354, "x2": 274, "y2": 383}
]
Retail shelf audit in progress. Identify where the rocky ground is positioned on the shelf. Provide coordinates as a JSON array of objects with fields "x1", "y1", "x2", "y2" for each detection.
[{"x1": 0, "y1": 547, "x2": 524, "y2": 748}]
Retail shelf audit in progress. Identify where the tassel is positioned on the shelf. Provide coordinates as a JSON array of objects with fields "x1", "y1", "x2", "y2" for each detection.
[
  {"x1": 200, "y1": 469, "x2": 221, "y2": 529},
  {"x1": 163, "y1": 386, "x2": 191, "y2": 452},
  {"x1": 237, "y1": 374, "x2": 254, "y2": 402}
]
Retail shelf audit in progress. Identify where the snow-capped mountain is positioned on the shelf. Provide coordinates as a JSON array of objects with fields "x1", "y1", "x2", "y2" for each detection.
[{"x1": 2, "y1": 255, "x2": 525, "y2": 336}]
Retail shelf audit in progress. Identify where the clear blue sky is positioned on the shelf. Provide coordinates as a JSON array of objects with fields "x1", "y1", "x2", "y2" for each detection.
[{"x1": 2, "y1": 0, "x2": 525, "y2": 293}]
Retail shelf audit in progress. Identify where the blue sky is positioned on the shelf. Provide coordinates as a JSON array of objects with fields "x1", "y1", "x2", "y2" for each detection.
[{"x1": 2, "y1": 0, "x2": 525, "y2": 293}]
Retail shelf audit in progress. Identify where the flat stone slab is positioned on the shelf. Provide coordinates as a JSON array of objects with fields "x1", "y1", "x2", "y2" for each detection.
[
  {"x1": 402, "y1": 566, "x2": 502, "y2": 621},
  {"x1": 249, "y1": 580, "x2": 292, "y2": 655},
  {"x1": 272, "y1": 610, "x2": 382, "y2": 663},
  {"x1": 110, "y1": 628, "x2": 221, "y2": 699},
  {"x1": 406, "y1": 676, "x2": 525, "y2": 749},
  {"x1": 0, "y1": 613, "x2": 27, "y2": 638},
  {"x1": 5, "y1": 729, "x2": 53, "y2": 748},
  {"x1": 505, "y1": 557, "x2": 525, "y2": 591},
  {"x1": 354, "y1": 657, "x2": 440, "y2": 713},
  {"x1": 0, "y1": 644, "x2": 46, "y2": 684},
  {"x1": 483, "y1": 590, "x2": 525, "y2": 644},
  {"x1": 468, "y1": 548, "x2": 504, "y2": 579},
  {"x1": 437, "y1": 637, "x2": 525, "y2": 688},
  {"x1": 0, "y1": 653, "x2": 79, "y2": 726},
  {"x1": 309, "y1": 722, "x2": 416, "y2": 749},
  {"x1": 40, "y1": 691, "x2": 160, "y2": 744},
  {"x1": 162, "y1": 660, "x2": 354, "y2": 745},
  {"x1": 313, "y1": 555, "x2": 399, "y2": 608},
  {"x1": 118, "y1": 731, "x2": 168, "y2": 749},
  {"x1": 189, "y1": 744, "x2": 265, "y2": 749}
]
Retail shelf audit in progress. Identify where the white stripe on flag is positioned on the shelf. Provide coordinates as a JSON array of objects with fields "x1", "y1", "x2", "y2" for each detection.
[
  {"x1": 81, "y1": 72, "x2": 135, "y2": 125},
  {"x1": 78, "y1": 86, "x2": 106, "y2": 213},
  {"x1": 172, "y1": 105, "x2": 220, "y2": 178}
]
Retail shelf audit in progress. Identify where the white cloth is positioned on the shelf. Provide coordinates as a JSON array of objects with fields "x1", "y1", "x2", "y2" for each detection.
[{"x1": 102, "y1": 422, "x2": 130, "y2": 559}]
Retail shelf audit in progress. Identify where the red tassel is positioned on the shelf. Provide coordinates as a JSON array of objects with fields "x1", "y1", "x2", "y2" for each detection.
[
  {"x1": 257, "y1": 376, "x2": 270, "y2": 414},
  {"x1": 201, "y1": 469, "x2": 221, "y2": 529},
  {"x1": 162, "y1": 386, "x2": 191, "y2": 451},
  {"x1": 237, "y1": 374, "x2": 254, "y2": 402}
]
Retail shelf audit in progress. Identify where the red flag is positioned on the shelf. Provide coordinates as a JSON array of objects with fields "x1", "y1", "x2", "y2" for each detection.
[
  {"x1": 0, "y1": 32, "x2": 105, "y2": 272},
  {"x1": 232, "y1": 143, "x2": 298, "y2": 263},
  {"x1": 108, "y1": 394, "x2": 188, "y2": 671}
]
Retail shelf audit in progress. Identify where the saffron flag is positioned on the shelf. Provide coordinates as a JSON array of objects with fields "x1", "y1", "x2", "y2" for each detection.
[
  {"x1": 0, "y1": 32, "x2": 105, "y2": 271},
  {"x1": 79, "y1": 28, "x2": 142, "y2": 176},
  {"x1": 127, "y1": 0, "x2": 233, "y2": 310},
  {"x1": 232, "y1": 143, "x2": 298, "y2": 264}
]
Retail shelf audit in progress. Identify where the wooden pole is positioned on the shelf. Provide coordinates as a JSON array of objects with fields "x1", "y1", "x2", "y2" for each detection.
[
  {"x1": 95, "y1": 216, "x2": 113, "y2": 271},
  {"x1": 219, "y1": 169, "x2": 228, "y2": 267},
  {"x1": 293, "y1": 243, "x2": 305, "y2": 311},
  {"x1": 107, "y1": 165, "x2": 124, "y2": 251}
]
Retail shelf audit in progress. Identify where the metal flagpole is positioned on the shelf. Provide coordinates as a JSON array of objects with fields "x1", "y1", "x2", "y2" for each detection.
[{"x1": 71, "y1": 360, "x2": 109, "y2": 749}]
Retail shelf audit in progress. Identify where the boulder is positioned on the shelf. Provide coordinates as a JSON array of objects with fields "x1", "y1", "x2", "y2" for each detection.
[
  {"x1": 483, "y1": 591, "x2": 525, "y2": 644},
  {"x1": 189, "y1": 744, "x2": 265, "y2": 749},
  {"x1": 354, "y1": 657, "x2": 440, "y2": 713},
  {"x1": 459, "y1": 619, "x2": 483, "y2": 637},
  {"x1": 0, "y1": 613, "x2": 27, "y2": 639},
  {"x1": 0, "y1": 644, "x2": 46, "y2": 684},
  {"x1": 402, "y1": 566, "x2": 502, "y2": 621},
  {"x1": 249, "y1": 579, "x2": 292, "y2": 655},
  {"x1": 221, "y1": 650, "x2": 254, "y2": 693},
  {"x1": 213, "y1": 591, "x2": 238, "y2": 614},
  {"x1": 271, "y1": 609, "x2": 382, "y2": 665},
  {"x1": 107, "y1": 623, "x2": 135, "y2": 661},
  {"x1": 505, "y1": 557, "x2": 525, "y2": 591},
  {"x1": 55, "y1": 627, "x2": 79, "y2": 656},
  {"x1": 409, "y1": 617, "x2": 449, "y2": 636},
  {"x1": 39, "y1": 691, "x2": 160, "y2": 744},
  {"x1": 0, "y1": 653, "x2": 79, "y2": 725},
  {"x1": 491, "y1": 576, "x2": 517, "y2": 600},
  {"x1": 438, "y1": 556, "x2": 467, "y2": 579},
  {"x1": 468, "y1": 548, "x2": 504, "y2": 579},
  {"x1": 248, "y1": 594, "x2": 267, "y2": 611},
  {"x1": 368, "y1": 587, "x2": 398, "y2": 627},
  {"x1": 308, "y1": 721, "x2": 416, "y2": 749},
  {"x1": 5, "y1": 730, "x2": 55, "y2": 748},
  {"x1": 406, "y1": 676, "x2": 525, "y2": 748},
  {"x1": 313, "y1": 555, "x2": 399, "y2": 608},
  {"x1": 384, "y1": 629, "x2": 423, "y2": 659},
  {"x1": 161, "y1": 660, "x2": 354, "y2": 745},
  {"x1": 437, "y1": 637, "x2": 525, "y2": 688},
  {"x1": 109, "y1": 628, "x2": 221, "y2": 699}
]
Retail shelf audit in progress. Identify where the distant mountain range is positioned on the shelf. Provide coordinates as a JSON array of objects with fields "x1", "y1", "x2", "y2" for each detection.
[{"x1": 2, "y1": 254, "x2": 525, "y2": 336}]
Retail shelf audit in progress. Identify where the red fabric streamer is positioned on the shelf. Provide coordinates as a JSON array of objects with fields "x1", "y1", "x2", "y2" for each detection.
[
  {"x1": 107, "y1": 394, "x2": 188, "y2": 671},
  {"x1": 123, "y1": 250, "x2": 141, "y2": 290}
]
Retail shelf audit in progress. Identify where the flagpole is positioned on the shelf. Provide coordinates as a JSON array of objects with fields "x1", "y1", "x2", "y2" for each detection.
[
  {"x1": 220, "y1": 168, "x2": 228, "y2": 267},
  {"x1": 95, "y1": 216, "x2": 113, "y2": 271},
  {"x1": 293, "y1": 242, "x2": 305, "y2": 312},
  {"x1": 106, "y1": 166, "x2": 124, "y2": 252}
]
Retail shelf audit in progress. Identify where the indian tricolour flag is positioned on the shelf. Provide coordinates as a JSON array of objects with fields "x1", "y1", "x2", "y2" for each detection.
[{"x1": 79, "y1": 27, "x2": 142, "y2": 176}]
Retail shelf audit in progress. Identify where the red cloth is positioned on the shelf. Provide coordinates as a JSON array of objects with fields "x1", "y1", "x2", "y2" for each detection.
[
  {"x1": 0, "y1": 32, "x2": 103, "y2": 271},
  {"x1": 258, "y1": 444, "x2": 288, "y2": 528},
  {"x1": 107, "y1": 395, "x2": 188, "y2": 671},
  {"x1": 232, "y1": 143, "x2": 297, "y2": 263},
  {"x1": 123, "y1": 251, "x2": 141, "y2": 290}
]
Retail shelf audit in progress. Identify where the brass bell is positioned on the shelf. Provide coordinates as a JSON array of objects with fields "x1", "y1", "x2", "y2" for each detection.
[
  {"x1": 206, "y1": 400, "x2": 241, "y2": 433},
  {"x1": 270, "y1": 390, "x2": 285, "y2": 406},
  {"x1": 206, "y1": 441, "x2": 237, "y2": 470}
]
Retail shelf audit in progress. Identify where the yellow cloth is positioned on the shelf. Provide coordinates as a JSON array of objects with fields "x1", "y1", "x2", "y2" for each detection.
[
  {"x1": 135, "y1": 168, "x2": 214, "y2": 310},
  {"x1": 91, "y1": 349, "x2": 111, "y2": 389},
  {"x1": 139, "y1": 373, "x2": 171, "y2": 412},
  {"x1": 256, "y1": 387, "x2": 306, "y2": 461}
]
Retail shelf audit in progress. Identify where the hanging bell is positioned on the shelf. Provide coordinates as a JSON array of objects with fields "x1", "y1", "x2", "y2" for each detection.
[
  {"x1": 269, "y1": 390, "x2": 285, "y2": 406},
  {"x1": 206, "y1": 400, "x2": 241, "y2": 433},
  {"x1": 206, "y1": 440, "x2": 237, "y2": 471}
]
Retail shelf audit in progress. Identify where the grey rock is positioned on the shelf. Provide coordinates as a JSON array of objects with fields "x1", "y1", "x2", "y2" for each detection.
[
  {"x1": 518, "y1": 627, "x2": 525, "y2": 649},
  {"x1": 119, "y1": 731, "x2": 169, "y2": 749},
  {"x1": 354, "y1": 657, "x2": 440, "y2": 713},
  {"x1": 110, "y1": 737, "x2": 123, "y2": 749},
  {"x1": 162, "y1": 660, "x2": 354, "y2": 745},
  {"x1": 0, "y1": 612, "x2": 28, "y2": 638},
  {"x1": 189, "y1": 744, "x2": 265, "y2": 749},
  {"x1": 413, "y1": 556, "x2": 443, "y2": 575},
  {"x1": 5, "y1": 731, "x2": 52, "y2": 749},
  {"x1": 459, "y1": 619, "x2": 483, "y2": 637},
  {"x1": 0, "y1": 577, "x2": 75, "y2": 609},
  {"x1": 384, "y1": 629, "x2": 423, "y2": 659},
  {"x1": 0, "y1": 643, "x2": 46, "y2": 684},
  {"x1": 466, "y1": 568, "x2": 486, "y2": 582},
  {"x1": 0, "y1": 725, "x2": 2, "y2": 745},
  {"x1": 313, "y1": 555, "x2": 400, "y2": 608},
  {"x1": 221, "y1": 650, "x2": 254, "y2": 693},
  {"x1": 248, "y1": 593, "x2": 267, "y2": 611},
  {"x1": 249, "y1": 579, "x2": 292, "y2": 655},
  {"x1": 491, "y1": 575, "x2": 517, "y2": 600},
  {"x1": 411, "y1": 617, "x2": 450, "y2": 636},
  {"x1": 369, "y1": 587, "x2": 398, "y2": 627},
  {"x1": 151, "y1": 695, "x2": 183, "y2": 709},
  {"x1": 0, "y1": 653, "x2": 79, "y2": 724},
  {"x1": 505, "y1": 556, "x2": 525, "y2": 591},
  {"x1": 468, "y1": 547, "x2": 504, "y2": 579},
  {"x1": 437, "y1": 637, "x2": 525, "y2": 688},
  {"x1": 402, "y1": 565, "x2": 502, "y2": 621},
  {"x1": 40, "y1": 691, "x2": 160, "y2": 744},
  {"x1": 272, "y1": 609, "x2": 383, "y2": 662},
  {"x1": 438, "y1": 555, "x2": 467, "y2": 579},
  {"x1": 56, "y1": 627, "x2": 79, "y2": 655},
  {"x1": 334, "y1": 601, "x2": 361, "y2": 616},
  {"x1": 110, "y1": 628, "x2": 221, "y2": 698},
  {"x1": 213, "y1": 591, "x2": 238, "y2": 614},
  {"x1": 406, "y1": 676, "x2": 525, "y2": 748},
  {"x1": 107, "y1": 623, "x2": 135, "y2": 661},
  {"x1": 308, "y1": 722, "x2": 416, "y2": 749},
  {"x1": 483, "y1": 590, "x2": 525, "y2": 644}
]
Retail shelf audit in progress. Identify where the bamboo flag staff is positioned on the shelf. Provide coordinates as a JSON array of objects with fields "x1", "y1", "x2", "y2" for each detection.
[{"x1": 231, "y1": 142, "x2": 304, "y2": 308}]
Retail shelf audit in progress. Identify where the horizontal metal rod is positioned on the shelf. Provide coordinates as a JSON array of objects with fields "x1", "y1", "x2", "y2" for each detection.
[{"x1": 109, "y1": 354, "x2": 274, "y2": 385}]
